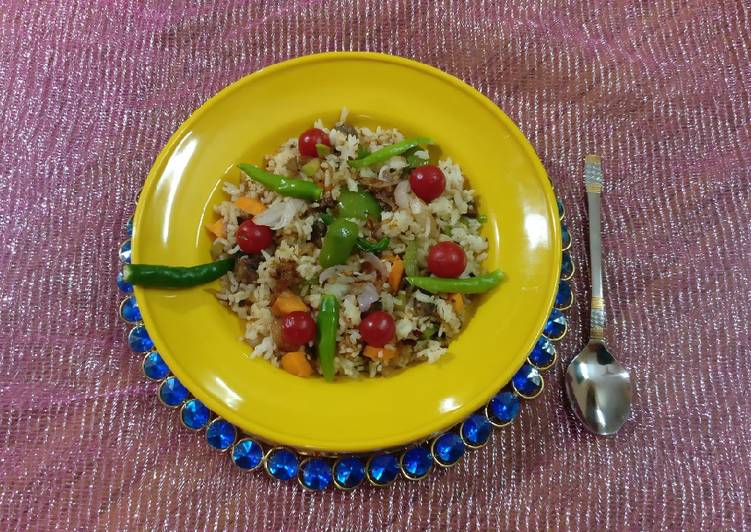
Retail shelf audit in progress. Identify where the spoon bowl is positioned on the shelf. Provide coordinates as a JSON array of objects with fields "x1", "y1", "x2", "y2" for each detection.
[{"x1": 565, "y1": 341, "x2": 632, "y2": 436}]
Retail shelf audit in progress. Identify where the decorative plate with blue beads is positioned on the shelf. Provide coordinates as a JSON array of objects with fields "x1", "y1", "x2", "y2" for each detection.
[{"x1": 117, "y1": 195, "x2": 574, "y2": 490}]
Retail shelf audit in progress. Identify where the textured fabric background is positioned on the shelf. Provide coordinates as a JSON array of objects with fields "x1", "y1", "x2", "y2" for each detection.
[{"x1": 1, "y1": 1, "x2": 750, "y2": 530}]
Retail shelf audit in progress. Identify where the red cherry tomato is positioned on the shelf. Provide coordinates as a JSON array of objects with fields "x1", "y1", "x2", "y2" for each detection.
[
  {"x1": 271, "y1": 320, "x2": 296, "y2": 352},
  {"x1": 280, "y1": 311, "x2": 317, "y2": 347},
  {"x1": 359, "y1": 311, "x2": 396, "y2": 347},
  {"x1": 427, "y1": 241, "x2": 466, "y2": 278},
  {"x1": 236, "y1": 220, "x2": 273, "y2": 254},
  {"x1": 298, "y1": 128, "x2": 331, "y2": 157},
  {"x1": 409, "y1": 165, "x2": 446, "y2": 202}
]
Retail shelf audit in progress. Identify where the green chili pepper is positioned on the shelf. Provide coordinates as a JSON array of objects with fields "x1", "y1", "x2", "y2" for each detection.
[
  {"x1": 355, "y1": 236, "x2": 390, "y2": 252},
  {"x1": 356, "y1": 145, "x2": 370, "y2": 159},
  {"x1": 122, "y1": 258, "x2": 235, "y2": 288},
  {"x1": 320, "y1": 212, "x2": 335, "y2": 225},
  {"x1": 238, "y1": 163, "x2": 322, "y2": 201},
  {"x1": 337, "y1": 190, "x2": 381, "y2": 220},
  {"x1": 315, "y1": 143, "x2": 332, "y2": 158},
  {"x1": 317, "y1": 294, "x2": 339, "y2": 381},
  {"x1": 301, "y1": 158, "x2": 320, "y2": 177},
  {"x1": 348, "y1": 137, "x2": 434, "y2": 169},
  {"x1": 404, "y1": 240, "x2": 420, "y2": 277},
  {"x1": 403, "y1": 147, "x2": 428, "y2": 170},
  {"x1": 319, "y1": 218, "x2": 359, "y2": 268},
  {"x1": 406, "y1": 270, "x2": 504, "y2": 294},
  {"x1": 405, "y1": 154, "x2": 428, "y2": 169},
  {"x1": 420, "y1": 325, "x2": 438, "y2": 340}
]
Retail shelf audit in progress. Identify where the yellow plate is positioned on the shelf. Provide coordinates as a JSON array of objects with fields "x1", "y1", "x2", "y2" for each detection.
[{"x1": 133, "y1": 52, "x2": 560, "y2": 452}]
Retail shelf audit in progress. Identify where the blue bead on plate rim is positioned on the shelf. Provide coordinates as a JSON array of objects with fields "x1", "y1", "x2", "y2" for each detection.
[
  {"x1": 561, "y1": 250, "x2": 574, "y2": 280},
  {"x1": 528, "y1": 336, "x2": 557, "y2": 370},
  {"x1": 512, "y1": 363, "x2": 544, "y2": 399},
  {"x1": 486, "y1": 389, "x2": 522, "y2": 427},
  {"x1": 561, "y1": 223, "x2": 571, "y2": 251},
  {"x1": 206, "y1": 418, "x2": 237, "y2": 451},
  {"x1": 298, "y1": 458, "x2": 334, "y2": 491},
  {"x1": 125, "y1": 216, "x2": 133, "y2": 237},
  {"x1": 142, "y1": 351, "x2": 170, "y2": 381},
  {"x1": 543, "y1": 308, "x2": 568, "y2": 341},
  {"x1": 555, "y1": 280, "x2": 573, "y2": 310},
  {"x1": 128, "y1": 325, "x2": 154, "y2": 353},
  {"x1": 460, "y1": 413, "x2": 493, "y2": 448},
  {"x1": 118, "y1": 239, "x2": 132, "y2": 264},
  {"x1": 180, "y1": 398, "x2": 211, "y2": 431},
  {"x1": 158, "y1": 376, "x2": 190, "y2": 408},
  {"x1": 119, "y1": 296, "x2": 142, "y2": 323},
  {"x1": 332, "y1": 456, "x2": 366, "y2": 490},
  {"x1": 264, "y1": 448, "x2": 299, "y2": 481},
  {"x1": 116, "y1": 270, "x2": 133, "y2": 294},
  {"x1": 231, "y1": 438, "x2": 264, "y2": 471},
  {"x1": 400, "y1": 446, "x2": 434, "y2": 480},
  {"x1": 116, "y1": 194, "x2": 577, "y2": 489},
  {"x1": 431, "y1": 432, "x2": 466, "y2": 467},
  {"x1": 366, "y1": 453, "x2": 401, "y2": 486}
]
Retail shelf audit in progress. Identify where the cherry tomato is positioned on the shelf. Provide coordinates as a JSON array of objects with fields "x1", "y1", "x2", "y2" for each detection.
[
  {"x1": 427, "y1": 241, "x2": 466, "y2": 278},
  {"x1": 280, "y1": 311, "x2": 317, "y2": 347},
  {"x1": 271, "y1": 320, "x2": 297, "y2": 352},
  {"x1": 298, "y1": 128, "x2": 331, "y2": 157},
  {"x1": 409, "y1": 165, "x2": 446, "y2": 202},
  {"x1": 359, "y1": 310, "x2": 396, "y2": 347},
  {"x1": 236, "y1": 220, "x2": 273, "y2": 254}
]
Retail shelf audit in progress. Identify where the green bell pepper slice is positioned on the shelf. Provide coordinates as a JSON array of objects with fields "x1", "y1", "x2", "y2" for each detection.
[
  {"x1": 337, "y1": 190, "x2": 381, "y2": 220},
  {"x1": 319, "y1": 218, "x2": 359, "y2": 268}
]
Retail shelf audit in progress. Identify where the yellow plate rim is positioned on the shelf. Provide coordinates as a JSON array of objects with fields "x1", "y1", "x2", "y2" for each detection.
[{"x1": 132, "y1": 51, "x2": 560, "y2": 452}]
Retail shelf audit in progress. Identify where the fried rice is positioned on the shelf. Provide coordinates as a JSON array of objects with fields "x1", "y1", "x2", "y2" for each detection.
[{"x1": 212, "y1": 108, "x2": 489, "y2": 378}]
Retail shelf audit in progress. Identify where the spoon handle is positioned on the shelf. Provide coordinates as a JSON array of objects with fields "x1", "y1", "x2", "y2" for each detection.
[{"x1": 584, "y1": 155, "x2": 606, "y2": 340}]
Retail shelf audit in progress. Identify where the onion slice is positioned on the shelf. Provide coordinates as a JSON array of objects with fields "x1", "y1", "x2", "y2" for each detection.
[
  {"x1": 253, "y1": 198, "x2": 306, "y2": 230},
  {"x1": 319, "y1": 265, "x2": 345, "y2": 284},
  {"x1": 394, "y1": 180, "x2": 411, "y2": 209},
  {"x1": 357, "y1": 283, "x2": 379, "y2": 312},
  {"x1": 363, "y1": 252, "x2": 387, "y2": 279}
]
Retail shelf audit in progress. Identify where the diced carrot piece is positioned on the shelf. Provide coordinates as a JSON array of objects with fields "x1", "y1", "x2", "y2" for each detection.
[
  {"x1": 235, "y1": 197, "x2": 266, "y2": 215},
  {"x1": 271, "y1": 290, "x2": 309, "y2": 317},
  {"x1": 281, "y1": 351, "x2": 313, "y2": 377},
  {"x1": 206, "y1": 218, "x2": 226, "y2": 238},
  {"x1": 449, "y1": 293, "x2": 464, "y2": 314},
  {"x1": 363, "y1": 345, "x2": 397, "y2": 364},
  {"x1": 388, "y1": 256, "x2": 404, "y2": 292}
]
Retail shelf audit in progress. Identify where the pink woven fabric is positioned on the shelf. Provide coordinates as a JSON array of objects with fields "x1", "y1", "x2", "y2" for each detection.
[{"x1": 2, "y1": 1, "x2": 750, "y2": 529}]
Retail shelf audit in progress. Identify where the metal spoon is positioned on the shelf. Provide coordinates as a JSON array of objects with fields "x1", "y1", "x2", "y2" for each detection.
[{"x1": 564, "y1": 155, "x2": 632, "y2": 436}]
